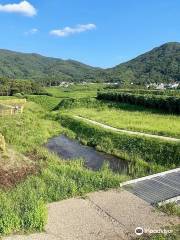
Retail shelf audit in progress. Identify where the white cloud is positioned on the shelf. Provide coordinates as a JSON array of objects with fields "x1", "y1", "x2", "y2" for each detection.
[
  {"x1": 50, "y1": 24, "x2": 96, "y2": 37},
  {"x1": 0, "y1": 1, "x2": 37, "y2": 17},
  {"x1": 24, "y1": 28, "x2": 38, "y2": 35}
]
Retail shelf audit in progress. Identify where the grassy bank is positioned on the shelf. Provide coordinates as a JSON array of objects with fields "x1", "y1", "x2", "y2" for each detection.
[
  {"x1": 0, "y1": 101, "x2": 127, "y2": 236},
  {"x1": 55, "y1": 97, "x2": 180, "y2": 138},
  {"x1": 0, "y1": 102, "x2": 60, "y2": 153},
  {"x1": 0, "y1": 148, "x2": 126, "y2": 235},
  {"x1": 68, "y1": 106, "x2": 180, "y2": 138},
  {"x1": 58, "y1": 114, "x2": 180, "y2": 172}
]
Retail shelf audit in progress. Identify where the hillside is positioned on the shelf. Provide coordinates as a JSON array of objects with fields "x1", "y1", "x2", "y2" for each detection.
[
  {"x1": 108, "y1": 42, "x2": 180, "y2": 84},
  {"x1": 0, "y1": 49, "x2": 104, "y2": 84},
  {"x1": 0, "y1": 42, "x2": 180, "y2": 85}
]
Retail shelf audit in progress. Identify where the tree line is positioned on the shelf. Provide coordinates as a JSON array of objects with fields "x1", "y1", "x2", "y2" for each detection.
[{"x1": 0, "y1": 77, "x2": 43, "y2": 96}]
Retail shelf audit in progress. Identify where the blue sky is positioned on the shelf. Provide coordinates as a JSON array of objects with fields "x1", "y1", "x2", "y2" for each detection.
[{"x1": 0, "y1": 0, "x2": 179, "y2": 68}]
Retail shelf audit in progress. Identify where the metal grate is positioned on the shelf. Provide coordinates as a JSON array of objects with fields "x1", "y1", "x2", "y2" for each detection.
[{"x1": 124, "y1": 171, "x2": 180, "y2": 204}]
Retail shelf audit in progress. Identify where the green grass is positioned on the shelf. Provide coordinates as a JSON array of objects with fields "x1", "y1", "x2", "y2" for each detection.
[
  {"x1": 0, "y1": 101, "x2": 127, "y2": 236},
  {"x1": 139, "y1": 201, "x2": 180, "y2": 240},
  {"x1": 45, "y1": 83, "x2": 104, "y2": 99},
  {"x1": 46, "y1": 87, "x2": 97, "y2": 98},
  {"x1": 0, "y1": 98, "x2": 26, "y2": 105},
  {"x1": 0, "y1": 102, "x2": 61, "y2": 153},
  {"x1": 67, "y1": 105, "x2": 180, "y2": 138},
  {"x1": 1, "y1": 155, "x2": 127, "y2": 235},
  {"x1": 157, "y1": 203, "x2": 180, "y2": 217},
  {"x1": 0, "y1": 92, "x2": 179, "y2": 236},
  {"x1": 0, "y1": 149, "x2": 126, "y2": 236},
  {"x1": 59, "y1": 114, "x2": 179, "y2": 172},
  {"x1": 0, "y1": 96, "x2": 16, "y2": 100},
  {"x1": 0, "y1": 104, "x2": 11, "y2": 110},
  {"x1": 26, "y1": 95, "x2": 61, "y2": 111},
  {"x1": 97, "y1": 91, "x2": 180, "y2": 114}
]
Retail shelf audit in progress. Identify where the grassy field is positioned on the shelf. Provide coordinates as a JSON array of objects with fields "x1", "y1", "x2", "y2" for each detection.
[
  {"x1": 66, "y1": 104, "x2": 180, "y2": 138},
  {"x1": 45, "y1": 83, "x2": 104, "y2": 98},
  {"x1": 59, "y1": 114, "x2": 179, "y2": 171},
  {"x1": 26, "y1": 95, "x2": 61, "y2": 111},
  {"x1": 0, "y1": 104, "x2": 11, "y2": 110}
]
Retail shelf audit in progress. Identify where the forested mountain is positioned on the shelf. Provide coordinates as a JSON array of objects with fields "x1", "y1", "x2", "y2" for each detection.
[
  {"x1": 108, "y1": 42, "x2": 180, "y2": 84},
  {"x1": 0, "y1": 42, "x2": 180, "y2": 85},
  {"x1": 0, "y1": 49, "x2": 104, "y2": 85}
]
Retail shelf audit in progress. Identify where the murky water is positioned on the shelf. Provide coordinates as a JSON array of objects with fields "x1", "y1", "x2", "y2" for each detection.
[{"x1": 46, "y1": 135, "x2": 129, "y2": 173}]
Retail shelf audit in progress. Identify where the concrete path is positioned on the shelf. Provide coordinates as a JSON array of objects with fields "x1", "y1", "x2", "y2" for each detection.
[
  {"x1": 74, "y1": 116, "x2": 180, "y2": 142},
  {"x1": 4, "y1": 189, "x2": 178, "y2": 240}
]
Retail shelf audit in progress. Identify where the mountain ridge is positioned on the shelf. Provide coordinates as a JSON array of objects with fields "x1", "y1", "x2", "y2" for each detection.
[
  {"x1": 0, "y1": 42, "x2": 180, "y2": 84},
  {"x1": 108, "y1": 42, "x2": 180, "y2": 84}
]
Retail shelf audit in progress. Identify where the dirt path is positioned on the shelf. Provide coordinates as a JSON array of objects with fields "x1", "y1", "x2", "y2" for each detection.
[
  {"x1": 75, "y1": 116, "x2": 180, "y2": 142},
  {"x1": 4, "y1": 189, "x2": 178, "y2": 240}
]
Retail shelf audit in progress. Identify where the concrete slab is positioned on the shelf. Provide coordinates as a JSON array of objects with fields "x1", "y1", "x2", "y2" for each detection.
[
  {"x1": 46, "y1": 198, "x2": 127, "y2": 240},
  {"x1": 88, "y1": 189, "x2": 178, "y2": 234},
  {"x1": 3, "y1": 190, "x2": 178, "y2": 240}
]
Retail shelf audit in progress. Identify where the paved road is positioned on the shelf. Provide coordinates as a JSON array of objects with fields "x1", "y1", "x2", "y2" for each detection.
[
  {"x1": 75, "y1": 116, "x2": 180, "y2": 142},
  {"x1": 4, "y1": 190, "x2": 178, "y2": 240}
]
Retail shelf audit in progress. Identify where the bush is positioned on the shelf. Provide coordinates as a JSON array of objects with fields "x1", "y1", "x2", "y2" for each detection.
[
  {"x1": 97, "y1": 91, "x2": 180, "y2": 114},
  {"x1": 55, "y1": 97, "x2": 105, "y2": 110},
  {"x1": 13, "y1": 93, "x2": 24, "y2": 98},
  {"x1": 114, "y1": 89, "x2": 180, "y2": 97}
]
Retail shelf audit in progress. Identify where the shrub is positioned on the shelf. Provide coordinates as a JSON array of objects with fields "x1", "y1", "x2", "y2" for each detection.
[
  {"x1": 55, "y1": 97, "x2": 105, "y2": 110},
  {"x1": 13, "y1": 93, "x2": 24, "y2": 98},
  {"x1": 114, "y1": 89, "x2": 180, "y2": 97},
  {"x1": 97, "y1": 91, "x2": 180, "y2": 114}
]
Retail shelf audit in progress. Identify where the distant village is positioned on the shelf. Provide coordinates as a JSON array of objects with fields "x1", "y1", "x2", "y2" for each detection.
[
  {"x1": 58, "y1": 81, "x2": 179, "y2": 90},
  {"x1": 146, "y1": 82, "x2": 179, "y2": 90}
]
